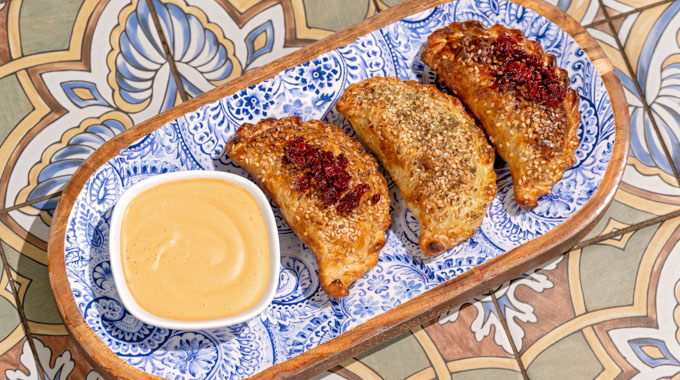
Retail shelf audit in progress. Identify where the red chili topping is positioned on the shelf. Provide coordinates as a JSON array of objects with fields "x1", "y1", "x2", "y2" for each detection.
[
  {"x1": 371, "y1": 193, "x2": 381, "y2": 204},
  {"x1": 491, "y1": 34, "x2": 567, "y2": 107},
  {"x1": 337, "y1": 154, "x2": 349, "y2": 169},
  {"x1": 284, "y1": 136, "x2": 370, "y2": 213},
  {"x1": 337, "y1": 183, "x2": 371, "y2": 214},
  {"x1": 294, "y1": 174, "x2": 310, "y2": 193}
]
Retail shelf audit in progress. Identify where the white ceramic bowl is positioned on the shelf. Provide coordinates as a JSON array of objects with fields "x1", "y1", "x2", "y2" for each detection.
[{"x1": 108, "y1": 170, "x2": 280, "y2": 330}]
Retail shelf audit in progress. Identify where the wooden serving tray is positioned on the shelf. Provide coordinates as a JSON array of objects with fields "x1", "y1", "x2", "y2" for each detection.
[{"x1": 48, "y1": 0, "x2": 630, "y2": 378}]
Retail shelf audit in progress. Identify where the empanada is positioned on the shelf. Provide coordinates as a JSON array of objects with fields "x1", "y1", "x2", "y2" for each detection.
[
  {"x1": 225, "y1": 116, "x2": 391, "y2": 298},
  {"x1": 422, "y1": 21, "x2": 580, "y2": 208},
  {"x1": 337, "y1": 76, "x2": 496, "y2": 256}
]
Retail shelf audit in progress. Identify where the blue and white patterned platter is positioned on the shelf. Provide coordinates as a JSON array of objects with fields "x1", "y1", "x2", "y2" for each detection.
[{"x1": 64, "y1": 0, "x2": 615, "y2": 378}]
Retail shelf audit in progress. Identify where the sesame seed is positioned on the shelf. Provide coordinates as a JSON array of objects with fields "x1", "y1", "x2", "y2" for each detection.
[
  {"x1": 420, "y1": 21, "x2": 579, "y2": 206},
  {"x1": 225, "y1": 116, "x2": 391, "y2": 289}
]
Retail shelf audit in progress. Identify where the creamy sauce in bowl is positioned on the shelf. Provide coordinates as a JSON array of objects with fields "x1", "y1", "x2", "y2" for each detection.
[{"x1": 119, "y1": 178, "x2": 270, "y2": 321}]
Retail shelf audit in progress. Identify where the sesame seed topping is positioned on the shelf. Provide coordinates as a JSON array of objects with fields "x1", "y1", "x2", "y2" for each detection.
[
  {"x1": 339, "y1": 77, "x2": 492, "y2": 223},
  {"x1": 421, "y1": 21, "x2": 580, "y2": 206},
  {"x1": 225, "y1": 117, "x2": 391, "y2": 269}
]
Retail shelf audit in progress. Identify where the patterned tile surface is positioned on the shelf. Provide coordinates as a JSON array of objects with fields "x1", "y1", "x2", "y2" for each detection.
[
  {"x1": 1, "y1": 0, "x2": 680, "y2": 378},
  {"x1": 318, "y1": 299, "x2": 524, "y2": 380},
  {"x1": 421, "y1": 298, "x2": 524, "y2": 379},
  {"x1": 0, "y1": 254, "x2": 32, "y2": 378},
  {"x1": 610, "y1": 0, "x2": 680, "y2": 186},
  {"x1": 546, "y1": 0, "x2": 607, "y2": 25},
  {"x1": 4, "y1": 334, "x2": 104, "y2": 379},
  {"x1": 0, "y1": 0, "x2": 187, "y2": 257},
  {"x1": 0, "y1": 202, "x2": 99, "y2": 377},
  {"x1": 503, "y1": 214, "x2": 680, "y2": 379},
  {"x1": 585, "y1": 11, "x2": 680, "y2": 215},
  {"x1": 2, "y1": 214, "x2": 62, "y2": 335},
  {"x1": 375, "y1": 0, "x2": 406, "y2": 10}
]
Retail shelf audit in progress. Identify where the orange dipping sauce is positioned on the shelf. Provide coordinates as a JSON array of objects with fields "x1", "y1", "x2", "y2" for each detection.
[{"x1": 120, "y1": 178, "x2": 270, "y2": 321}]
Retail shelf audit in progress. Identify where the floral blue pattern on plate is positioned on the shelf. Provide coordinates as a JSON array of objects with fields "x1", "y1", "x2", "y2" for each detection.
[{"x1": 64, "y1": 0, "x2": 615, "y2": 378}]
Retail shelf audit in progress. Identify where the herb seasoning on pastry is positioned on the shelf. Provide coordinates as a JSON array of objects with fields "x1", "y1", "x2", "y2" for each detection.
[
  {"x1": 337, "y1": 76, "x2": 496, "y2": 256},
  {"x1": 225, "y1": 116, "x2": 391, "y2": 298},
  {"x1": 422, "y1": 20, "x2": 580, "y2": 208}
]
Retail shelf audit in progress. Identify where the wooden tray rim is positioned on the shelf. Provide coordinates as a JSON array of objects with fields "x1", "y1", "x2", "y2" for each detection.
[{"x1": 47, "y1": 0, "x2": 631, "y2": 378}]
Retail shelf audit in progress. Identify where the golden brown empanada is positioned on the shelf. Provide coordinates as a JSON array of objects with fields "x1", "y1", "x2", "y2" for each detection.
[
  {"x1": 225, "y1": 116, "x2": 391, "y2": 298},
  {"x1": 422, "y1": 21, "x2": 580, "y2": 208},
  {"x1": 337, "y1": 76, "x2": 496, "y2": 256}
]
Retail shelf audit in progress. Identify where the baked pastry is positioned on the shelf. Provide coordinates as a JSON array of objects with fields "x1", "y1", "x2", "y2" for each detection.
[
  {"x1": 225, "y1": 116, "x2": 391, "y2": 298},
  {"x1": 421, "y1": 21, "x2": 580, "y2": 208},
  {"x1": 337, "y1": 76, "x2": 496, "y2": 256}
]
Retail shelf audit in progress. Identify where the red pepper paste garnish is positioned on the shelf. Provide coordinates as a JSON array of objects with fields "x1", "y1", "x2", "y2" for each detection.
[
  {"x1": 337, "y1": 184, "x2": 371, "y2": 214},
  {"x1": 491, "y1": 34, "x2": 567, "y2": 107},
  {"x1": 294, "y1": 174, "x2": 311, "y2": 193},
  {"x1": 283, "y1": 136, "x2": 370, "y2": 214}
]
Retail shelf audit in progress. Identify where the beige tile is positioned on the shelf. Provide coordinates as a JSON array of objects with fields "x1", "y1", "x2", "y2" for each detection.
[
  {"x1": 0, "y1": 74, "x2": 33, "y2": 143},
  {"x1": 18, "y1": 0, "x2": 85, "y2": 56},
  {"x1": 352, "y1": 332, "x2": 431, "y2": 379},
  {"x1": 527, "y1": 332, "x2": 604, "y2": 379},
  {"x1": 375, "y1": 0, "x2": 405, "y2": 11},
  {"x1": 0, "y1": 255, "x2": 27, "y2": 360},
  {"x1": 303, "y1": 0, "x2": 376, "y2": 32}
]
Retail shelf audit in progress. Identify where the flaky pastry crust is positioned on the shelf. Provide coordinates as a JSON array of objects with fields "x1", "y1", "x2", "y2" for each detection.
[
  {"x1": 337, "y1": 76, "x2": 496, "y2": 256},
  {"x1": 225, "y1": 117, "x2": 391, "y2": 298},
  {"x1": 422, "y1": 21, "x2": 580, "y2": 208}
]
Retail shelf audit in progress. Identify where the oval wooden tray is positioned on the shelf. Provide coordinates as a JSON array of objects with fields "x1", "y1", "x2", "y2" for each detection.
[{"x1": 48, "y1": 0, "x2": 630, "y2": 378}]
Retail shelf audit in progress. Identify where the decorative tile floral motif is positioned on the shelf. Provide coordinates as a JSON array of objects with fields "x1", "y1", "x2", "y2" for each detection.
[
  {"x1": 146, "y1": 0, "x2": 242, "y2": 98},
  {"x1": 624, "y1": 2, "x2": 680, "y2": 185},
  {"x1": 506, "y1": 214, "x2": 680, "y2": 379},
  {"x1": 3, "y1": 336, "x2": 103, "y2": 380},
  {"x1": 609, "y1": 241, "x2": 680, "y2": 379},
  {"x1": 0, "y1": 0, "x2": 188, "y2": 261},
  {"x1": 579, "y1": 7, "x2": 680, "y2": 219},
  {"x1": 62, "y1": 1, "x2": 615, "y2": 378},
  {"x1": 443, "y1": 257, "x2": 563, "y2": 356},
  {"x1": 609, "y1": 1, "x2": 680, "y2": 191},
  {"x1": 165, "y1": 0, "x2": 299, "y2": 97},
  {"x1": 424, "y1": 297, "x2": 524, "y2": 379}
]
